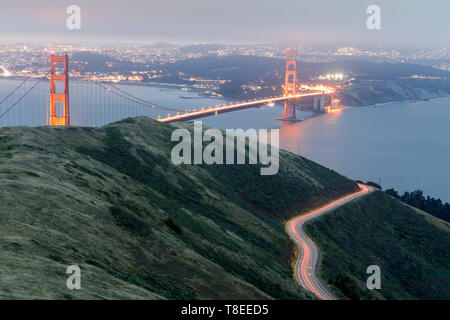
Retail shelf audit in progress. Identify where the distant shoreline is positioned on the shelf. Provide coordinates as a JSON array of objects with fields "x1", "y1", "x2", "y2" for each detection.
[
  {"x1": 360, "y1": 94, "x2": 450, "y2": 108},
  {"x1": 1, "y1": 76, "x2": 449, "y2": 109}
]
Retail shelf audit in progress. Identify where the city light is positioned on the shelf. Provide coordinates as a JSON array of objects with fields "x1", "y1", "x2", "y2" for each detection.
[
  {"x1": 1, "y1": 66, "x2": 11, "y2": 77},
  {"x1": 318, "y1": 73, "x2": 345, "y2": 81}
]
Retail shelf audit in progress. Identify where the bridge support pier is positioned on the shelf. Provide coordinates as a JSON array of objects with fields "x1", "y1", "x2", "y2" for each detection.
[
  {"x1": 319, "y1": 95, "x2": 325, "y2": 112},
  {"x1": 313, "y1": 97, "x2": 319, "y2": 111},
  {"x1": 279, "y1": 100, "x2": 298, "y2": 121}
]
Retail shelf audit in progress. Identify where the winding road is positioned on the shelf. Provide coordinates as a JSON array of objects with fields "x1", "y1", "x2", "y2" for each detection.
[{"x1": 286, "y1": 183, "x2": 373, "y2": 300}]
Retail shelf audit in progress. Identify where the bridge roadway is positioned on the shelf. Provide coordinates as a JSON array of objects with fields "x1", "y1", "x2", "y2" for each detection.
[{"x1": 157, "y1": 91, "x2": 332, "y2": 123}]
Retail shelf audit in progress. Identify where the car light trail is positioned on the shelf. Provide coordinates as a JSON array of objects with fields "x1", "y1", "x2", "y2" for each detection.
[{"x1": 286, "y1": 183, "x2": 372, "y2": 300}]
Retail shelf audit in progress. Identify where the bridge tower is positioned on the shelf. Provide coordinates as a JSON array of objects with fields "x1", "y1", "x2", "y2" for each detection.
[
  {"x1": 49, "y1": 54, "x2": 70, "y2": 126},
  {"x1": 280, "y1": 49, "x2": 298, "y2": 121}
]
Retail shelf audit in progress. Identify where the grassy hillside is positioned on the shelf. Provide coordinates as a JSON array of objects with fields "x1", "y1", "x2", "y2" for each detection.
[
  {"x1": 339, "y1": 78, "x2": 450, "y2": 106},
  {"x1": 306, "y1": 191, "x2": 450, "y2": 300},
  {"x1": 0, "y1": 117, "x2": 357, "y2": 299}
]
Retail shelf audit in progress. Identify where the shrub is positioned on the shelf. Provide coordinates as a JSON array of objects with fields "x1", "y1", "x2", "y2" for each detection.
[{"x1": 164, "y1": 218, "x2": 182, "y2": 234}]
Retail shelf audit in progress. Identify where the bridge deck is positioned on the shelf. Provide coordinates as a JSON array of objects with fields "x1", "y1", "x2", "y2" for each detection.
[{"x1": 158, "y1": 91, "x2": 331, "y2": 123}]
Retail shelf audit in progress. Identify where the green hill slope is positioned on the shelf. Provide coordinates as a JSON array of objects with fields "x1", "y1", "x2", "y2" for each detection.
[
  {"x1": 0, "y1": 117, "x2": 357, "y2": 299},
  {"x1": 306, "y1": 191, "x2": 450, "y2": 300}
]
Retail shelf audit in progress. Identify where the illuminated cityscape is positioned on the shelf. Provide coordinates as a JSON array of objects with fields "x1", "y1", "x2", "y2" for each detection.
[{"x1": 1, "y1": 43, "x2": 448, "y2": 79}]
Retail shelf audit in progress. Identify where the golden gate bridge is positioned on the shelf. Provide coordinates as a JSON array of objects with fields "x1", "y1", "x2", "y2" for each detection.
[{"x1": 0, "y1": 49, "x2": 334, "y2": 128}]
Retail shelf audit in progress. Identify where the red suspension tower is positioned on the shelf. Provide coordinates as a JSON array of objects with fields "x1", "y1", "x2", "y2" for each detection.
[
  {"x1": 279, "y1": 49, "x2": 298, "y2": 121},
  {"x1": 49, "y1": 54, "x2": 70, "y2": 126}
]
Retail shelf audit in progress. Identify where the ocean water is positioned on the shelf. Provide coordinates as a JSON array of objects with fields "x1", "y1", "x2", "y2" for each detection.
[
  {"x1": 203, "y1": 92, "x2": 450, "y2": 201},
  {"x1": 1, "y1": 78, "x2": 449, "y2": 201},
  {"x1": 276, "y1": 98, "x2": 450, "y2": 202}
]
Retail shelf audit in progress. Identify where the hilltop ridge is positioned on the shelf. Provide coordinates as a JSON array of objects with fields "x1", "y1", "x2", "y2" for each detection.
[{"x1": 0, "y1": 117, "x2": 356, "y2": 299}]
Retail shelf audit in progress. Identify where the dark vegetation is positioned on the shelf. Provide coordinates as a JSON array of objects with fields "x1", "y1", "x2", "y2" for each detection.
[
  {"x1": 307, "y1": 191, "x2": 450, "y2": 300},
  {"x1": 164, "y1": 218, "x2": 182, "y2": 235},
  {"x1": 328, "y1": 273, "x2": 360, "y2": 300},
  {"x1": 361, "y1": 180, "x2": 450, "y2": 223},
  {"x1": 385, "y1": 189, "x2": 450, "y2": 223},
  {"x1": 339, "y1": 78, "x2": 450, "y2": 106},
  {"x1": 362, "y1": 181, "x2": 381, "y2": 189}
]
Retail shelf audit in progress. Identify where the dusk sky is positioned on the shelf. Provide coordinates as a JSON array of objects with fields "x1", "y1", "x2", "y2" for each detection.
[{"x1": 0, "y1": 0, "x2": 449, "y2": 46}]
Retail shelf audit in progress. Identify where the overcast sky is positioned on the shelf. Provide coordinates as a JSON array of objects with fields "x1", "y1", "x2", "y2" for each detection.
[{"x1": 0, "y1": 0, "x2": 449, "y2": 46}]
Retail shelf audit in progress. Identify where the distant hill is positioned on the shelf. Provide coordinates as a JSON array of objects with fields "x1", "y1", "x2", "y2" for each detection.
[
  {"x1": 71, "y1": 51, "x2": 150, "y2": 73},
  {"x1": 158, "y1": 55, "x2": 450, "y2": 82},
  {"x1": 69, "y1": 51, "x2": 450, "y2": 104},
  {"x1": 0, "y1": 117, "x2": 356, "y2": 299},
  {"x1": 339, "y1": 78, "x2": 450, "y2": 106},
  {"x1": 303, "y1": 60, "x2": 449, "y2": 80},
  {"x1": 179, "y1": 44, "x2": 226, "y2": 54},
  {"x1": 156, "y1": 55, "x2": 450, "y2": 101}
]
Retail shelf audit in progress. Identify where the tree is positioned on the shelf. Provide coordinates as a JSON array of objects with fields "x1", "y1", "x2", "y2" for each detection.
[{"x1": 385, "y1": 188, "x2": 400, "y2": 199}]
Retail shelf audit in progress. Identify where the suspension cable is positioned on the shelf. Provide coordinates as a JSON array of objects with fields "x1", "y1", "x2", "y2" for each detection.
[
  {"x1": 0, "y1": 57, "x2": 50, "y2": 108},
  {"x1": 69, "y1": 56, "x2": 184, "y2": 113},
  {"x1": 0, "y1": 72, "x2": 50, "y2": 121},
  {"x1": 0, "y1": 75, "x2": 36, "y2": 107}
]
